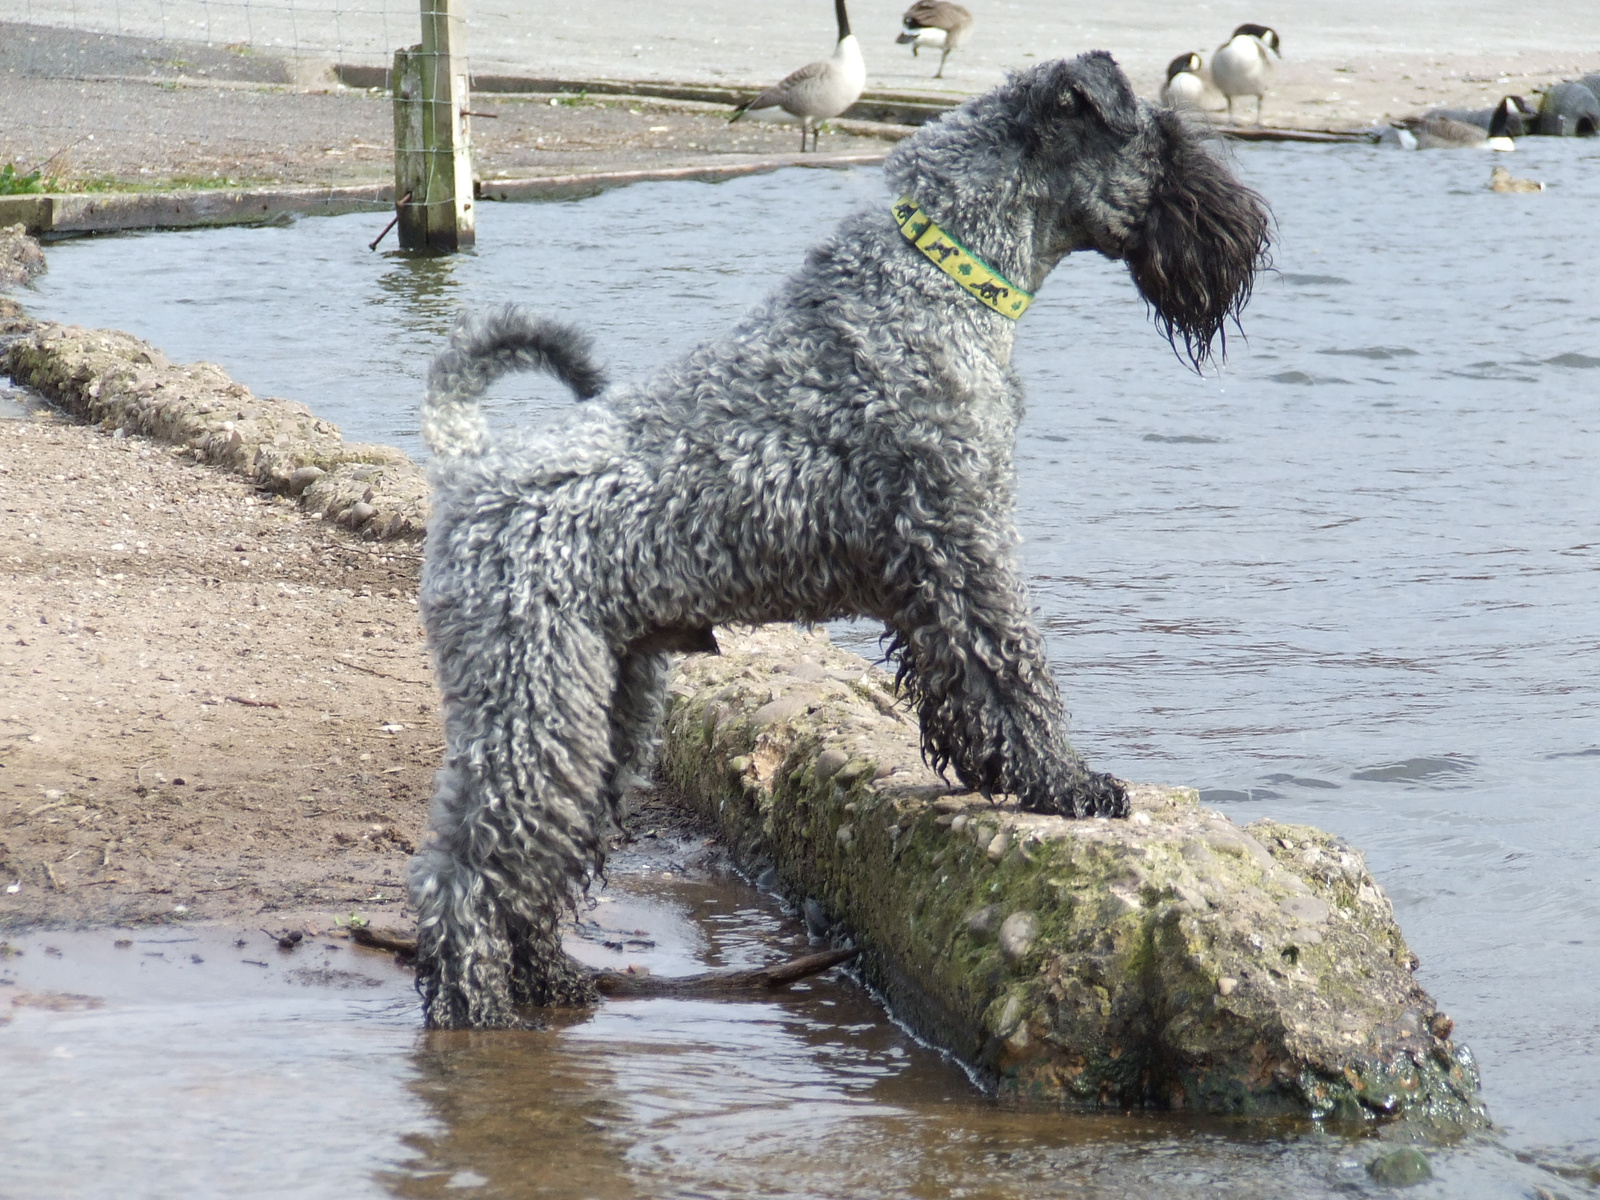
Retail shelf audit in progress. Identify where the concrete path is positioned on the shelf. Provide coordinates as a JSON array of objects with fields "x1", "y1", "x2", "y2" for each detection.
[
  {"x1": 0, "y1": 23, "x2": 893, "y2": 194},
  {"x1": 3, "y1": 0, "x2": 1597, "y2": 128}
]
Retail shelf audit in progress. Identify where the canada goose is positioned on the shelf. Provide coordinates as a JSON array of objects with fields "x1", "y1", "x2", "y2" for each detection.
[
  {"x1": 1488, "y1": 95, "x2": 1536, "y2": 138},
  {"x1": 1401, "y1": 113, "x2": 1492, "y2": 149},
  {"x1": 1211, "y1": 24, "x2": 1279, "y2": 123},
  {"x1": 731, "y1": 0, "x2": 866, "y2": 152},
  {"x1": 1415, "y1": 114, "x2": 1487, "y2": 147},
  {"x1": 895, "y1": 0, "x2": 973, "y2": 79},
  {"x1": 1490, "y1": 165, "x2": 1543, "y2": 193},
  {"x1": 1378, "y1": 124, "x2": 1420, "y2": 149},
  {"x1": 1426, "y1": 95, "x2": 1534, "y2": 137},
  {"x1": 1160, "y1": 52, "x2": 1206, "y2": 108}
]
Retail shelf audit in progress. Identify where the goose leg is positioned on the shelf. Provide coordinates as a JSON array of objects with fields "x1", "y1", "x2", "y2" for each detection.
[
  {"x1": 800, "y1": 117, "x2": 810, "y2": 153},
  {"x1": 936, "y1": 47, "x2": 948, "y2": 78}
]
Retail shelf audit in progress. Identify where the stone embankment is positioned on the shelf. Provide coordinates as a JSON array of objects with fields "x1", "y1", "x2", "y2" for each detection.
[
  {"x1": 0, "y1": 223, "x2": 47, "y2": 288},
  {"x1": 661, "y1": 625, "x2": 1486, "y2": 1125},
  {"x1": 1, "y1": 301, "x2": 427, "y2": 542}
]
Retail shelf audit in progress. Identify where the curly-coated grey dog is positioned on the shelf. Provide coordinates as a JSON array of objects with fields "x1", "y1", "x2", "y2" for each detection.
[{"x1": 411, "y1": 51, "x2": 1269, "y2": 1029}]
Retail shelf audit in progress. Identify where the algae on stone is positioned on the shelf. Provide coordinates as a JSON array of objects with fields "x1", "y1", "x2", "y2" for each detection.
[{"x1": 658, "y1": 624, "x2": 1485, "y2": 1124}]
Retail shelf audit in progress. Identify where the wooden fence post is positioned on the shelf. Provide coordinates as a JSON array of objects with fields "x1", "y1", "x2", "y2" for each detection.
[
  {"x1": 392, "y1": 0, "x2": 474, "y2": 252},
  {"x1": 392, "y1": 46, "x2": 427, "y2": 249}
]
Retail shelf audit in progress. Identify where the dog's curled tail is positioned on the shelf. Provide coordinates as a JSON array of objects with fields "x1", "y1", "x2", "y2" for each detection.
[{"x1": 422, "y1": 305, "x2": 608, "y2": 458}]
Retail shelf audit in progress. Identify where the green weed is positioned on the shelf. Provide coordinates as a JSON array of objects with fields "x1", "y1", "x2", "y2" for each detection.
[{"x1": 0, "y1": 163, "x2": 45, "y2": 195}]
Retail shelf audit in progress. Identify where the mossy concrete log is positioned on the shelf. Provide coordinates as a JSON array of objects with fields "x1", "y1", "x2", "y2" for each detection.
[
  {"x1": 659, "y1": 625, "x2": 1485, "y2": 1124},
  {"x1": 2, "y1": 320, "x2": 428, "y2": 540}
]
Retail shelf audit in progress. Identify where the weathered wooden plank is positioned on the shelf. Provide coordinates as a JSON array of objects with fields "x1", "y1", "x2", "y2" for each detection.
[
  {"x1": 1220, "y1": 125, "x2": 1381, "y2": 144},
  {"x1": 391, "y1": 45, "x2": 428, "y2": 250}
]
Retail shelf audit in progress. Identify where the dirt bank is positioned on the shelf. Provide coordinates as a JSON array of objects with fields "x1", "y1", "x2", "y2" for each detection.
[{"x1": 0, "y1": 394, "x2": 435, "y2": 932}]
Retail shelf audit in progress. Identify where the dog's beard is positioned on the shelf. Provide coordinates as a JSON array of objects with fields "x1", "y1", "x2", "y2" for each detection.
[{"x1": 1124, "y1": 112, "x2": 1272, "y2": 371}]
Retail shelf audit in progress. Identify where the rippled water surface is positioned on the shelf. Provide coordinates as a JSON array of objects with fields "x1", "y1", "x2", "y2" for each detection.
[{"x1": 15, "y1": 138, "x2": 1600, "y2": 1196}]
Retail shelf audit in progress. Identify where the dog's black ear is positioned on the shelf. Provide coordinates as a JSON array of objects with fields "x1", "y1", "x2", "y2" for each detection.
[{"x1": 1059, "y1": 51, "x2": 1138, "y2": 136}]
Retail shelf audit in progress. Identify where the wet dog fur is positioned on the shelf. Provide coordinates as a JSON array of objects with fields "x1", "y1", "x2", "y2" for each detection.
[{"x1": 410, "y1": 52, "x2": 1270, "y2": 1028}]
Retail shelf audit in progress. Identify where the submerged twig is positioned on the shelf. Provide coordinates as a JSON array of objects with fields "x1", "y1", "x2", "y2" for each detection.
[
  {"x1": 593, "y1": 948, "x2": 858, "y2": 996},
  {"x1": 345, "y1": 925, "x2": 857, "y2": 996}
]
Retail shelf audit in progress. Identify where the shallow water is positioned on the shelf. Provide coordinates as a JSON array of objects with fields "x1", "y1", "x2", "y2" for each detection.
[
  {"x1": 0, "y1": 845, "x2": 1542, "y2": 1200},
  {"x1": 14, "y1": 138, "x2": 1600, "y2": 1195}
]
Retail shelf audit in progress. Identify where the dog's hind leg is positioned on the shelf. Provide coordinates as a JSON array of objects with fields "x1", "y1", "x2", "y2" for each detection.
[
  {"x1": 599, "y1": 649, "x2": 672, "y2": 824},
  {"x1": 410, "y1": 608, "x2": 621, "y2": 1028},
  {"x1": 886, "y1": 539, "x2": 1128, "y2": 820}
]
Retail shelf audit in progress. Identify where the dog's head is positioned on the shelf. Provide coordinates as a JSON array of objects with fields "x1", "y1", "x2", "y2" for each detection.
[{"x1": 887, "y1": 52, "x2": 1271, "y2": 368}]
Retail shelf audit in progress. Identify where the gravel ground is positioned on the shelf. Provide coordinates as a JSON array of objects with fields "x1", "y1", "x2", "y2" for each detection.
[
  {"x1": 4, "y1": 19, "x2": 1596, "y2": 192},
  {"x1": 0, "y1": 394, "x2": 436, "y2": 931},
  {"x1": 2, "y1": 23, "x2": 893, "y2": 191}
]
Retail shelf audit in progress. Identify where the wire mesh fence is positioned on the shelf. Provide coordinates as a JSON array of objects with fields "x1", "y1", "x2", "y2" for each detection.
[
  {"x1": 1, "y1": 0, "x2": 411, "y2": 70},
  {"x1": 0, "y1": 0, "x2": 440, "y2": 226}
]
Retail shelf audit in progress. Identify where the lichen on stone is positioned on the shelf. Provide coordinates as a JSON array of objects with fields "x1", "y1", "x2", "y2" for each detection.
[{"x1": 659, "y1": 624, "x2": 1486, "y2": 1126}]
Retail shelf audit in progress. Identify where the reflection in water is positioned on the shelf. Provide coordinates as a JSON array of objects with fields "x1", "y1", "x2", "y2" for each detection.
[
  {"x1": 375, "y1": 251, "x2": 465, "y2": 338},
  {"x1": 381, "y1": 857, "x2": 1455, "y2": 1200},
  {"x1": 0, "y1": 928, "x2": 429, "y2": 1200},
  {"x1": 392, "y1": 1026, "x2": 634, "y2": 1200}
]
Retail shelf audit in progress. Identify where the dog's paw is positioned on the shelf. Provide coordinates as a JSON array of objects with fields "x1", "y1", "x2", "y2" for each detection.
[
  {"x1": 1020, "y1": 771, "x2": 1130, "y2": 819},
  {"x1": 422, "y1": 996, "x2": 547, "y2": 1031},
  {"x1": 1080, "y1": 771, "x2": 1130, "y2": 818}
]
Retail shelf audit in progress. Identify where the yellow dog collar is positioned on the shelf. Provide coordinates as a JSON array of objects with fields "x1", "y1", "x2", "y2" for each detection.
[{"x1": 892, "y1": 196, "x2": 1034, "y2": 320}]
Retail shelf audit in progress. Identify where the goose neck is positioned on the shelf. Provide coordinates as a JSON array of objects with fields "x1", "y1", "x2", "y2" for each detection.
[
  {"x1": 834, "y1": 0, "x2": 851, "y2": 40},
  {"x1": 834, "y1": 33, "x2": 863, "y2": 72}
]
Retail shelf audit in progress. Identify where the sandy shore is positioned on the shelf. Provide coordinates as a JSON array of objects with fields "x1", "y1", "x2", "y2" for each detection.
[
  {"x1": 0, "y1": 391, "x2": 434, "y2": 932},
  {"x1": 5, "y1": 0, "x2": 1596, "y2": 99}
]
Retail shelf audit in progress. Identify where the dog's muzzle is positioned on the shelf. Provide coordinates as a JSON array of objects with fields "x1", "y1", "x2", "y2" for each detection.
[{"x1": 1124, "y1": 111, "x2": 1272, "y2": 369}]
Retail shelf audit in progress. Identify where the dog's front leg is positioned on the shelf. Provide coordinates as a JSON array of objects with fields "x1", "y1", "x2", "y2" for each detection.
[{"x1": 886, "y1": 545, "x2": 1127, "y2": 818}]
